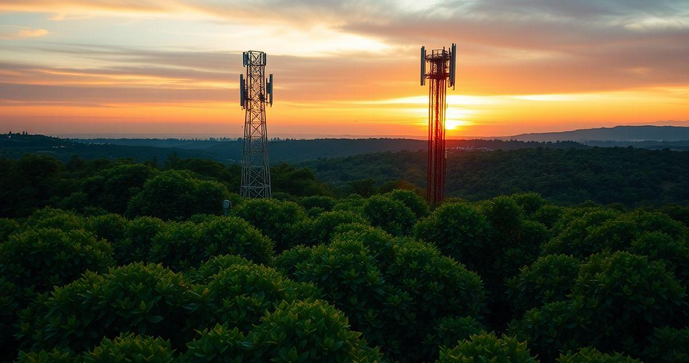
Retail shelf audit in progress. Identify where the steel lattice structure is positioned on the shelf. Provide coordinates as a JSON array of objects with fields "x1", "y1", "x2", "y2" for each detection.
[
  {"x1": 421, "y1": 44, "x2": 456, "y2": 207},
  {"x1": 239, "y1": 51, "x2": 274, "y2": 198}
]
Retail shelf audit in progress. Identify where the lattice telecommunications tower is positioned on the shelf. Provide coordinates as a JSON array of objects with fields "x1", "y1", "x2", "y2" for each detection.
[
  {"x1": 239, "y1": 51, "x2": 274, "y2": 198},
  {"x1": 420, "y1": 44, "x2": 456, "y2": 207}
]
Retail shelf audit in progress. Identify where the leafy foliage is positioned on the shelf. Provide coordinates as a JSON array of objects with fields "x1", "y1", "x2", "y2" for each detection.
[
  {"x1": 126, "y1": 170, "x2": 230, "y2": 220},
  {"x1": 0, "y1": 228, "x2": 114, "y2": 293},
  {"x1": 234, "y1": 198, "x2": 307, "y2": 251},
  {"x1": 557, "y1": 347, "x2": 641, "y2": 363},
  {"x1": 506, "y1": 254, "x2": 580, "y2": 314},
  {"x1": 149, "y1": 217, "x2": 273, "y2": 270},
  {"x1": 83, "y1": 333, "x2": 176, "y2": 363},
  {"x1": 249, "y1": 300, "x2": 383, "y2": 363},
  {"x1": 437, "y1": 333, "x2": 538, "y2": 363},
  {"x1": 362, "y1": 195, "x2": 416, "y2": 236},
  {"x1": 643, "y1": 327, "x2": 689, "y2": 362},
  {"x1": 18, "y1": 263, "x2": 192, "y2": 353}
]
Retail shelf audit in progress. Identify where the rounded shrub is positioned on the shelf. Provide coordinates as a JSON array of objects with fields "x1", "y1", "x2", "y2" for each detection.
[
  {"x1": 414, "y1": 202, "x2": 490, "y2": 272},
  {"x1": 557, "y1": 347, "x2": 641, "y2": 363},
  {"x1": 194, "y1": 264, "x2": 319, "y2": 333},
  {"x1": 189, "y1": 254, "x2": 254, "y2": 284},
  {"x1": 126, "y1": 170, "x2": 230, "y2": 220},
  {"x1": 509, "y1": 192, "x2": 548, "y2": 216},
  {"x1": 234, "y1": 198, "x2": 307, "y2": 251},
  {"x1": 643, "y1": 327, "x2": 689, "y2": 362},
  {"x1": 363, "y1": 195, "x2": 416, "y2": 236},
  {"x1": 629, "y1": 232, "x2": 689, "y2": 285},
  {"x1": 425, "y1": 316, "x2": 486, "y2": 354},
  {"x1": 506, "y1": 254, "x2": 581, "y2": 314},
  {"x1": 300, "y1": 195, "x2": 336, "y2": 212},
  {"x1": 19, "y1": 207, "x2": 86, "y2": 233},
  {"x1": 83, "y1": 333, "x2": 175, "y2": 363},
  {"x1": 543, "y1": 209, "x2": 622, "y2": 258},
  {"x1": 436, "y1": 333, "x2": 538, "y2": 363},
  {"x1": 509, "y1": 301, "x2": 588, "y2": 362},
  {"x1": 288, "y1": 211, "x2": 371, "y2": 249},
  {"x1": 0, "y1": 218, "x2": 19, "y2": 242},
  {"x1": 571, "y1": 252, "x2": 686, "y2": 353},
  {"x1": 114, "y1": 216, "x2": 166, "y2": 264},
  {"x1": 16, "y1": 349, "x2": 77, "y2": 363},
  {"x1": 280, "y1": 237, "x2": 486, "y2": 362},
  {"x1": 249, "y1": 300, "x2": 383, "y2": 363},
  {"x1": 384, "y1": 189, "x2": 429, "y2": 218},
  {"x1": 149, "y1": 217, "x2": 273, "y2": 270},
  {"x1": 17, "y1": 263, "x2": 193, "y2": 353},
  {"x1": 86, "y1": 213, "x2": 128, "y2": 244},
  {"x1": 182, "y1": 324, "x2": 248, "y2": 362},
  {"x1": 0, "y1": 228, "x2": 114, "y2": 293}
]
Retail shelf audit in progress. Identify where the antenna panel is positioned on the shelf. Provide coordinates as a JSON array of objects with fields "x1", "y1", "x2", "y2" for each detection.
[
  {"x1": 243, "y1": 52, "x2": 247, "y2": 67},
  {"x1": 263, "y1": 53, "x2": 267, "y2": 65},
  {"x1": 239, "y1": 74, "x2": 245, "y2": 108},
  {"x1": 420, "y1": 46, "x2": 426, "y2": 86},
  {"x1": 269, "y1": 74, "x2": 274, "y2": 106},
  {"x1": 450, "y1": 43, "x2": 457, "y2": 88}
]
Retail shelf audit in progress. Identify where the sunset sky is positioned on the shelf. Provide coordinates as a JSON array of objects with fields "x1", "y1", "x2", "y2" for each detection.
[{"x1": 1, "y1": 0, "x2": 688, "y2": 138}]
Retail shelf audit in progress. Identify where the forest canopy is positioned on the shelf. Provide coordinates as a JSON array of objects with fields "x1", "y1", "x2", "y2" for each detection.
[{"x1": 1, "y1": 151, "x2": 688, "y2": 362}]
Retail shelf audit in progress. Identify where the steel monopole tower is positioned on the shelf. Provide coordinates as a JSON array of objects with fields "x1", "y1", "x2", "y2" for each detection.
[{"x1": 420, "y1": 44, "x2": 456, "y2": 207}]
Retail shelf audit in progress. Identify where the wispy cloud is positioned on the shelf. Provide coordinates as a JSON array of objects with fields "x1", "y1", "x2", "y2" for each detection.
[{"x1": 0, "y1": 25, "x2": 48, "y2": 39}]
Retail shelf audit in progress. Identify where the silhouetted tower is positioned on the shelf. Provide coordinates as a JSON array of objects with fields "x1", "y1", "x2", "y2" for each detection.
[
  {"x1": 239, "y1": 50, "x2": 274, "y2": 198},
  {"x1": 421, "y1": 44, "x2": 456, "y2": 207}
]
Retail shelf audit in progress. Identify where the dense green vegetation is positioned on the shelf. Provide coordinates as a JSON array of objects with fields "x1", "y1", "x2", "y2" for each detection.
[
  {"x1": 303, "y1": 147, "x2": 689, "y2": 206},
  {"x1": 1, "y1": 150, "x2": 689, "y2": 362}
]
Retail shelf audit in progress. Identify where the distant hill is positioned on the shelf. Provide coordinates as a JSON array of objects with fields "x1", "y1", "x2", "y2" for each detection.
[{"x1": 507, "y1": 125, "x2": 689, "y2": 142}]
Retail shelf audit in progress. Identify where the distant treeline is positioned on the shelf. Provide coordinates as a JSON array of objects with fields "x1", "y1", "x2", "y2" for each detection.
[{"x1": 302, "y1": 147, "x2": 689, "y2": 206}]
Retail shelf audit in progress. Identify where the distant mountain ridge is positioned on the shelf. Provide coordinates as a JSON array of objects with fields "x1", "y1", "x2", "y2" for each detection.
[{"x1": 507, "y1": 125, "x2": 689, "y2": 142}]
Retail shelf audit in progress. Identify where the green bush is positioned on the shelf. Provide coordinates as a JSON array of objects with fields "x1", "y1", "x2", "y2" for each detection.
[
  {"x1": 436, "y1": 333, "x2": 538, "y2": 363},
  {"x1": 249, "y1": 300, "x2": 383, "y2": 362},
  {"x1": 114, "y1": 216, "x2": 166, "y2": 264},
  {"x1": 149, "y1": 217, "x2": 273, "y2": 270},
  {"x1": 384, "y1": 189, "x2": 429, "y2": 218},
  {"x1": 506, "y1": 254, "x2": 581, "y2": 314},
  {"x1": 363, "y1": 195, "x2": 416, "y2": 236},
  {"x1": 544, "y1": 210, "x2": 688, "y2": 259},
  {"x1": 18, "y1": 263, "x2": 192, "y2": 353},
  {"x1": 543, "y1": 209, "x2": 622, "y2": 258},
  {"x1": 300, "y1": 195, "x2": 336, "y2": 211},
  {"x1": 644, "y1": 327, "x2": 689, "y2": 362},
  {"x1": 126, "y1": 170, "x2": 230, "y2": 220},
  {"x1": 0, "y1": 228, "x2": 114, "y2": 293},
  {"x1": 557, "y1": 347, "x2": 641, "y2": 363},
  {"x1": 1, "y1": 276, "x2": 20, "y2": 361},
  {"x1": 83, "y1": 333, "x2": 175, "y2": 363},
  {"x1": 19, "y1": 207, "x2": 86, "y2": 233},
  {"x1": 182, "y1": 324, "x2": 248, "y2": 362},
  {"x1": 509, "y1": 301, "x2": 587, "y2": 362},
  {"x1": 629, "y1": 232, "x2": 689, "y2": 286},
  {"x1": 307, "y1": 210, "x2": 369, "y2": 245},
  {"x1": 425, "y1": 316, "x2": 486, "y2": 354},
  {"x1": 279, "y1": 237, "x2": 486, "y2": 362},
  {"x1": 0, "y1": 217, "x2": 19, "y2": 241},
  {"x1": 533, "y1": 205, "x2": 565, "y2": 229},
  {"x1": 414, "y1": 202, "x2": 490, "y2": 272},
  {"x1": 83, "y1": 163, "x2": 157, "y2": 215},
  {"x1": 189, "y1": 254, "x2": 254, "y2": 284},
  {"x1": 234, "y1": 198, "x2": 307, "y2": 251},
  {"x1": 16, "y1": 349, "x2": 77, "y2": 363},
  {"x1": 333, "y1": 194, "x2": 367, "y2": 214},
  {"x1": 194, "y1": 264, "x2": 319, "y2": 333},
  {"x1": 510, "y1": 192, "x2": 548, "y2": 216},
  {"x1": 86, "y1": 213, "x2": 128, "y2": 243},
  {"x1": 571, "y1": 252, "x2": 686, "y2": 353}
]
